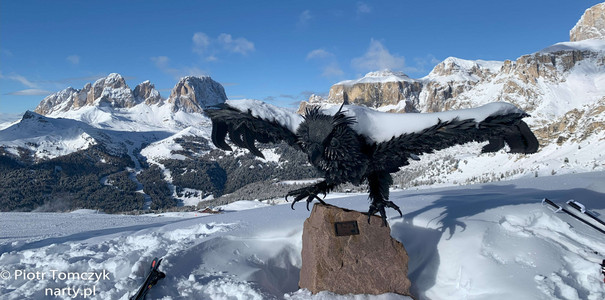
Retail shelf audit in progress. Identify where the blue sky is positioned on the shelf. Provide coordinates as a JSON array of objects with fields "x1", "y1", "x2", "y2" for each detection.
[{"x1": 0, "y1": 0, "x2": 602, "y2": 115}]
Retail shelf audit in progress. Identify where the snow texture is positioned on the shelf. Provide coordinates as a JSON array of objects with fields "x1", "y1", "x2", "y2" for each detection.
[
  {"x1": 1, "y1": 171, "x2": 604, "y2": 299},
  {"x1": 540, "y1": 39, "x2": 605, "y2": 54},
  {"x1": 323, "y1": 102, "x2": 525, "y2": 143},
  {"x1": 335, "y1": 70, "x2": 415, "y2": 86},
  {"x1": 225, "y1": 99, "x2": 304, "y2": 133},
  {"x1": 423, "y1": 57, "x2": 504, "y2": 83},
  {"x1": 226, "y1": 99, "x2": 525, "y2": 143}
]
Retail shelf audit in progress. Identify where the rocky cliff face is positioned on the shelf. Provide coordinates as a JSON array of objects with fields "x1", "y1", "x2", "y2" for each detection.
[
  {"x1": 168, "y1": 76, "x2": 227, "y2": 113},
  {"x1": 438, "y1": 42, "x2": 605, "y2": 116},
  {"x1": 534, "y1": 96, "x2": 605, "y2": 146},
  {"x1": 302, "y1": 44, "x2": 604, "y2": 114},
  {"x1": 570, "y1": 2, "x2": 605, "y2": 42},
  {"x1": 94, "y1": 73, "x2": 139, "y2": 108},
  {"x1": 299, "y1": 59, "x2": 504, "y2": 114},
  {"x1": 418, "y1": 58, "x2": 503, "y2": 112},
  {"x1": 35, "y1": 73, "x2": 148, "y2": 115},
  {"x1": 133, "y1": 80, "x2": 163, "y2": 106},
  {"x1": 326, "y1": 70, "x2": 421, "y2": 112},
  {"x1": 34, "y1": 74, "x2": 226, "y2": 115},
  {"x1": 299, "y1": 40, "x2": 605, "y2": 148}
]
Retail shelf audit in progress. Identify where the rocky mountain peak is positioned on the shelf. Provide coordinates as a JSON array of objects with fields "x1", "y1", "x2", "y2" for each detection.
[
  {"x1": 34, "y1": 86, "x2": 82, "y2": 115},
  {"x1": 21, "y1": 110, "x2": 44, "y2": 121},
  {"x1": 94, "y1": 73, "x2": 129, "y2": 89},
  {"x1": 34, "y1": 74, "x2": 228, "y2": 116},
  {"x1": 570, "y1": 2, "x2": 605, "y2": 42},
  {"x1": 336, "y1": 70, "x2": 413, "y2": 86},
  {"x1": 314, "y1": 69, "x2": 420, "y2": 112},
  {"x1": 168, "y1": 76, "x2": 227, "y2": 113},
  {"x1": 427, "y1": 57, "x2": 503, "y2": 81},
  {"x1": 134, "y1": 80, "x2": 163, "y2": 105},
  {"x1": 34, "y1": 73, "x2": 140, "y2": 115},
  {"x1": 92, "y1": 73, "x2": 137, "y2": 108},
  {"x1": 307, "y1": 94, "x2": 326, "y2": 104},
  {"x1": 300, "y1": 38, "x2": 605, "y2": 116}
]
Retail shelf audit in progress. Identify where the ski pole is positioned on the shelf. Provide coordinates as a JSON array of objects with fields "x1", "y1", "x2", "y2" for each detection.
[{"x1": 542, "y1": 198, "x2": 605, "y2": 235}]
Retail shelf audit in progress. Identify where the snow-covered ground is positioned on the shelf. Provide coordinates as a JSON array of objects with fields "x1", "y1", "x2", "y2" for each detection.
[{"x1": 1, "y1": 171, "x2": 604, "y2": 299}]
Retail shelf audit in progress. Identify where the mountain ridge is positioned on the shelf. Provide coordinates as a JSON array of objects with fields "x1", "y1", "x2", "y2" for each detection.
[
  {"x1": 2, "y1": 2, "x2": 604, "y2": 213},
  {"x1": 35, "y1": 74, "x2": 227, "y2": 116},
  {"x1": 300, "y1": 39, "x2": 605, "y2": 117}
]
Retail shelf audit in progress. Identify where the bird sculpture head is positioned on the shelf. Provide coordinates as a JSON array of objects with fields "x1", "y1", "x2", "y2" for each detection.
[{"x1": 296, "y1": 104, "x2": 367, "y2": 181}]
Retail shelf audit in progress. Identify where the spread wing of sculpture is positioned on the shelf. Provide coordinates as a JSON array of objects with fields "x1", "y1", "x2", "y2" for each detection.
[{"x1": 205, "y1": 99, "x2": 539, "y2": 225}]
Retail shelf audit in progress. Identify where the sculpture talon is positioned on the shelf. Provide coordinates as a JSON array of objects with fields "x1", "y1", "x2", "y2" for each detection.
[
  {"x1": 385, "y1": 200, "x2": 403, "y2": 217},
  {"x1": 287, "y1": 183, "x2": 330, "y2": 211},
  {"x1": 367, "y1": 199, "x2": 400, "y2": 226}
]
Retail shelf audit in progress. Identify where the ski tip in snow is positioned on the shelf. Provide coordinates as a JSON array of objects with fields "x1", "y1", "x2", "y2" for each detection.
[
  {"x1": 541, "y1": 198, "x2": 562, "y2": 212},
  {"x1": 130, "y1": 257, "x2": 166, "y2": 300}
]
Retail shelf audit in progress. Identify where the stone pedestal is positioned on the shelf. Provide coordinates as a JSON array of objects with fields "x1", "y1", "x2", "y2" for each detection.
[{"x1": 299, "y1": 204, "x2": 412, "y2": 296}]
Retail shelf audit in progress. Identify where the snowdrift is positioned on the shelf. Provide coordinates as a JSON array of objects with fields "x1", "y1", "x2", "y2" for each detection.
[{"x1": 1, "y1": 171, "x2": 604, "y2": 299}]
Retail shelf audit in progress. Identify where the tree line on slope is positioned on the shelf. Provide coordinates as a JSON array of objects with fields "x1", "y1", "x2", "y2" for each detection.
[
  {"x1": 0, "y1": 138, "x2": 322, "y2": 213},
  {"x1": 0, "y1": 146, "x2": 145, "y2": 213}
]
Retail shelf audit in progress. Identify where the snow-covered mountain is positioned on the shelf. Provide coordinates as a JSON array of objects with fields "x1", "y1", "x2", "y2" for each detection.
[
  {"x1": 0, "y1": 74, "x2": 224, "y2": 161},
  {"x1": 297, "y1": 16, "x2": 605, "y2": 190},
  {"x1": 33, "y1": 73, "x2": 225, "y2": 134},
  {"x1": 35, "y1": 73, "x2": 149, "y2": 115},
  {"x1": 168, "y1": 76, "x2": 227, "y2": 113},
  {"x1": 2, "y1": 3, "x2": 605, "y2": 213},
  {"x1": 0, "y1": 74, "x2": 234, "y2": 212},
  {"x1": 35, "y1": 73, "x2": 226, "y2": 116},
  {"x1": 0, "y1": 111, "x2": 175, "y2": 161},
  {"x1": 301, "y1": 40, "x2": 605, "y2": 122},
  {"x1": 570, "y1": 2, "x2": 605, "y2": 41}
]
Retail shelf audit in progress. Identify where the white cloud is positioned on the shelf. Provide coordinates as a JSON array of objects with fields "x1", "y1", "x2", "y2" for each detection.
[
  {"x1": 306, "y1": 49, "x2": 334, "y2": 60},
  {"x1": 180, "y1": 66, "x2": 207, "y2": 78},
  {"x1": 192, "y1": 32, "x2": 211, "y2": 55},
  {"x1": 2, "y1": 49, "x2": 14, "y2": 57},
  {"x1": 66, "y1": 55, "x2": 80, "y2": 65},
  {"x1": 351, "y1": 39, "x2": 405, "y2": 72},
  {"x1": 151, "y1": 56, "x2": 170, "y2": 68},
  {"x1": 217, "y1": 33, "x2": 255, "y2": 55},
  {"x1": 357, "y1": 2, "x2": 372, "y2": 14},
  {"x1": 306, "y1": 49, "x2": 343, "y2": 78},
  {"x1": 151, "y1": 56, "x2": 207, "y2": 80},
  {"x1": 298, "y1": 10, "x2": 312, "y2": 28},
  {"x1": 0, "y1": 72, "x2": 38, "y2": 88},
  {"x1": 407, "y1": 54, "x2": 441, "y2": 74},
  {"x1": 322, "y1": 62, "x2": 344, "y2": 78},
  {"x1": 6, "y1": 89, "x2": 52, "y2": 96},
  {"x1": 191, "y1": 32, "x2": 255, "y2": 59}
]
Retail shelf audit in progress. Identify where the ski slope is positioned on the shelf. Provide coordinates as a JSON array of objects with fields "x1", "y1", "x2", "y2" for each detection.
[{"x1": 1, "y1": 171, "x2": 604, "y2": 300}]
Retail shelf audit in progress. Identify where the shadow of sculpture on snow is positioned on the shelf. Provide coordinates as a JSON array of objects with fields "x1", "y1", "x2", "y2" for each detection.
[
  {"x1": 390, "y1": 221, "x2": 441, "y2": 300},
  {"x1": 386, "y1": 175, "x2": 605, "y2": 299},
  {"x1": 394, "y1": 180, "x2": 605, "y2": 239}
]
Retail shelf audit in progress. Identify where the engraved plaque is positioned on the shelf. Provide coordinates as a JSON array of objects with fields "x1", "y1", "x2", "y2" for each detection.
[{"x1": 334, "y1": 221, "x2": 360, "y2": 236}]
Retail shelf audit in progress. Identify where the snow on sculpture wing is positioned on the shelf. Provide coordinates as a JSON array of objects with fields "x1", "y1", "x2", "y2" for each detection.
[
  {"x1": 205, "y1": 99, "x2": 304, "y2": 158},
  {"x1": 323, "y1": 103, "x2": 539, "y2": 173}
]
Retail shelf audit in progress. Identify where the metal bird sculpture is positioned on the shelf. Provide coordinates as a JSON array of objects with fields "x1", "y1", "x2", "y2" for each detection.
[{"x1": 205, "y1": 99, "x2": 538, "y2": 225}]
